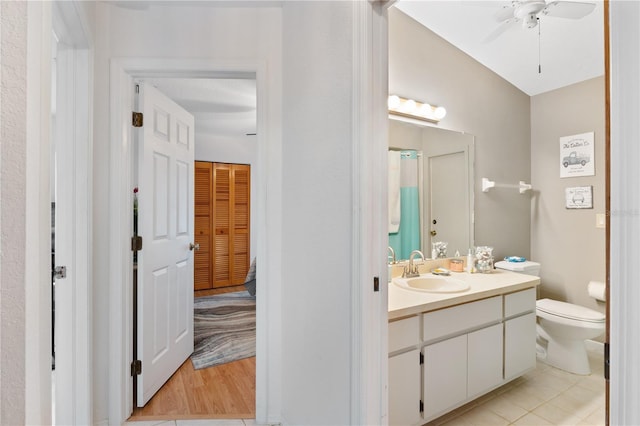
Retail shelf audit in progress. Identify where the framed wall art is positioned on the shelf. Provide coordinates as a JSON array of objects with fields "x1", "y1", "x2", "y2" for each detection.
[
  {"x1": 560, "y1": 132, "x2": 595, "y2": 178},
  {"x1": 565, "y1": 186, "x2": 593, "y2": 209}
]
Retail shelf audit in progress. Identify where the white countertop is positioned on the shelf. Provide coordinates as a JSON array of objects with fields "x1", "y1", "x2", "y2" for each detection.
[{"x1": 388, "y1": 269, "x2": 540, "y2": 320}]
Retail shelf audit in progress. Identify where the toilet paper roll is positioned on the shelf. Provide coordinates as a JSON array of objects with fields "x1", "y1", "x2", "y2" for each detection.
[{"x1": 588, "y1": 280, "x2": 606, "y2": 302}]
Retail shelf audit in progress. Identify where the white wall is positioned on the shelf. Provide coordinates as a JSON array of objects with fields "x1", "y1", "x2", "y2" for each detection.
[
  {"x1": 280, "y1": 2, "x2": 354, "y2": 423},
  {"x1": 196, "y1": 135, "x2": 258, "y2": 260},
  {"x1": 389, "y1": 8, "x2": 532, "y2": 260},
  {"x1": 0, "y1": 2, "x2": 29, "y2": 424}
]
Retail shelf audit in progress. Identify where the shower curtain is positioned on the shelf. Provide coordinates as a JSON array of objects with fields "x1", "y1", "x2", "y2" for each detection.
[{"x1": 388, "y1": 150, "x2": 420, "y2": 261}]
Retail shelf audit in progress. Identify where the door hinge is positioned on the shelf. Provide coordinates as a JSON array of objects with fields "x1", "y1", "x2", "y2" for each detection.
[
  {"x1": 131, "y1": 360, "x2": 142, "y2": 376},
  {"x1": 604, "y1": 342, "x2": 610, "y2": 381},
  {"x1": 53, "y1": 266, "x2": 67, "y2": 279},
  {"x1": 131, "y1": 235, "x2": 143, "y2": 252},
  {"x1": 373, "y1": 276, "x2": 379, "y2": 292},
  {"x1": 419, "y1": 400, "x2": 424, "y2": 413},
  {"x1": 132, "y1": 111, "x2": 143, "y2": 128},
  {"x1": 420, "y1": 352, "x2": 424, "y2": 365}
]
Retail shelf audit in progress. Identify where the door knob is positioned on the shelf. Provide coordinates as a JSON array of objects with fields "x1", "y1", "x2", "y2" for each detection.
[
  {"x1": 189, "y1": 243, "x2": 200, "y2": 251},
  {"x1": 430, "y1": 230, "x2": 437, "y2": 236}
]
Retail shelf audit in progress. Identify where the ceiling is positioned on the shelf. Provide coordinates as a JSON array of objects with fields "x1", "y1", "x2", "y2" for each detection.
[
  {"x1": 144, "y1": 78, "x2": 257, "y2": 139},
  {"x1": 395, "y1": 0, "x2": 604, "y2": 96}
]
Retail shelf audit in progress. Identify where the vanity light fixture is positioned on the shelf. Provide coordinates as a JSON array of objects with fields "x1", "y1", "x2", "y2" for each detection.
[{"x1": 388, "y1": 95, "x2": 447, "y2": 123}]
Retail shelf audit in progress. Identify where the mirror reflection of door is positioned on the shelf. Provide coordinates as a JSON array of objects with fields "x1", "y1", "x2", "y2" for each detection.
[
  {"x1": 423, "y1": 125, "x2": 473, "y2": 257},
  {"x1": 426, "y1": 150, "x2": 469, "y2": 256}
]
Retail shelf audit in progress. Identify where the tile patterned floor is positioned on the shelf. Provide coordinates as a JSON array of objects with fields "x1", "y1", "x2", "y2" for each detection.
[{"x1": 426, "y1": 349, "x2": 605, "y2": 426}]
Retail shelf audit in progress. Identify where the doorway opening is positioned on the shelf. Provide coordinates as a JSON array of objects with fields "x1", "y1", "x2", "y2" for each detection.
[{"x1": 125, "y1": 77, "x2": 258, "y2": 419}]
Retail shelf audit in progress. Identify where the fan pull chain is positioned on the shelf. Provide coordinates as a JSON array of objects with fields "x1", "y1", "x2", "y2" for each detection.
[{"x1": 538, "y1": 18, "x2": 542, "y2": 74}]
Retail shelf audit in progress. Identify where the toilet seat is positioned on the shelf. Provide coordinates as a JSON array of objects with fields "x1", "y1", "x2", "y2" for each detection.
[{"x1": 536, "y1": 298, "x2": 605, "y2": 323}]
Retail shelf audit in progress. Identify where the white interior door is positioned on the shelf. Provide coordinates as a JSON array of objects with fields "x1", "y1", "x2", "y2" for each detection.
[{"x1": 136, "y1": 83, "x2": 195, "y2": 406}]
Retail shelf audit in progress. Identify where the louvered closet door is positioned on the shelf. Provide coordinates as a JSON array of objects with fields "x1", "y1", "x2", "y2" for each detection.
[
  {"x1": 212, "y1": 163, "x2": 250, "y2": 288},
  {"x1": 232, "y1": 165, "x2": 250, "y2": 284},
  {"x1": 213, "y1": 164, "x2": 232, "y2": 287},
  {"x1": 194, "y1": 162, "x2": 213, "y2": 290}
]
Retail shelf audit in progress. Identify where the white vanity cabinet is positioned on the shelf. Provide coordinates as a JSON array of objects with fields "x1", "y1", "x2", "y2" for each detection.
[
  {"x1": 422, "y1": 324, "x2": 504, "y2": 419},
  {"x1": 422, "y1": 296, "x2": 503, "y2": 420},
  {"x1": 467, "y1": 323, "x2": 504, "y2": 397},
  {"x1": 388, "y1": 283, "x2": 538, "y2": 424},
  {"x1": 422, "y1": 334, "x2": 467, "y2": 419},
  {"x1": 388, "y1": 316, "x2": 422, "y2": 426},
  {"x1": 389, "y1": 349, "x2": 421, "y2": 425},
  {"x1": 504, "y1": 288, "x2": 537, "y2": 380}
]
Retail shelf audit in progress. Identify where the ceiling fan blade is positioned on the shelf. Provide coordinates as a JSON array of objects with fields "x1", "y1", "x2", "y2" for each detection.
[
  {"x1": 494, "y1": 3, "x2": 517, "y2": 22},
  {"x1": 543, "y1": 1, "x2": 596, "y2": 19},
  {"x1": 484, "y1": 19, "x2": 518, "y2": 43}
]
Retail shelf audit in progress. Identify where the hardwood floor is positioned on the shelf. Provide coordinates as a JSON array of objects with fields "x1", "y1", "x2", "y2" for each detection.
[{"x1": 129, "y1": 285, "x2": 255, "y2": 421}]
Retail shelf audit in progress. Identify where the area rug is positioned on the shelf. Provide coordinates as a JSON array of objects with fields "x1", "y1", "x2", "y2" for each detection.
[{"x1": 191, "y1": 291, "x2": 256, "y2": 370}]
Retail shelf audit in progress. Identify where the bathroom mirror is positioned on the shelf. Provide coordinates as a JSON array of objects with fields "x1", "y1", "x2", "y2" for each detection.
[{"x1": 388, "y1": 117, "x2": 475, "y2": 260}]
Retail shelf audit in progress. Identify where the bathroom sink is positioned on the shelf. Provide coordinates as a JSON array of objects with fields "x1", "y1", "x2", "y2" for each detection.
[{"x1": 393, "y1": 276, "x2": 470, "y2": 293}]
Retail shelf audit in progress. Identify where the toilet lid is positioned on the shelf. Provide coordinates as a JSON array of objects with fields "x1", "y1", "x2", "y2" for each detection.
[
  {"x1": 536, "y1": 298, "x2": 605, "y2": 323},
  {"x1": 495, "y1": 260, "x2": 540, "y2": 273}
]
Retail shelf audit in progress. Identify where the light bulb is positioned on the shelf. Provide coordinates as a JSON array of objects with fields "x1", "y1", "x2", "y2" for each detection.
[
  {"x1": 402, "y1": 99, "x2": 417, "y2": 113},
  {"x1": 418, "y1": 103, "x2": 432, "y2": 117},
  {"x1": 434, "y1": 106, "x2": 447, "y2": 120},
  {"x1": 387, "y1": 95, "x2": 400, "y2": 110}
]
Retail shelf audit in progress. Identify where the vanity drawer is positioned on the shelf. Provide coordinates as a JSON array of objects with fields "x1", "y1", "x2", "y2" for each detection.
[
  {"x1": 504, "y1": 287, "x2": 536, "y2": 318},
  {"x1": 423, "y1": 296, "x2": 501, "y2": 343},
  {"x1": 389, "y1": 316, "x2": 420, "y2": 353}
]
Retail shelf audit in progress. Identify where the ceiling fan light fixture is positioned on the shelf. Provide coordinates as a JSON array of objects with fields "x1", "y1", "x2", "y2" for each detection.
[{"x1": 523, "y1": 13, "x2": 539, "y2": 29}]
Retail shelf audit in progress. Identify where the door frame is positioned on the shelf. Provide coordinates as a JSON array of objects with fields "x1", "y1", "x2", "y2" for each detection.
[
  {"x1": 51, "y1": 1, "x2": 94, "y2": 423},
  {"x1": 352, "y1": 1, "x2": 391, "y2": 423},
  {"x1": 108, "y1": 58, "x2": 279, "y2": 423},
  {"x1": 53, "y1": 17, "x2": 93, "y2": 424}
]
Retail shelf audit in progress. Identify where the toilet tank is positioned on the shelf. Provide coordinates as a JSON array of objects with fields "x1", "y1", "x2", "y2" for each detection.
[{"x1": 495, "y1": 260, "x2": 541, "y2": 277}]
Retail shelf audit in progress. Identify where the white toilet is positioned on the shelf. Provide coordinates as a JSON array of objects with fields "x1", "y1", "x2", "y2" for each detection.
[{"x1": 495, "y1": 260, "x2": 605, "y2": 375}]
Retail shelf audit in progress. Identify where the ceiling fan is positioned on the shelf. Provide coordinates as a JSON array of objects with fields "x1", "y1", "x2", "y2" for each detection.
[{"x1": 486, "y1": 0, "x2": 596, "y2": 42}]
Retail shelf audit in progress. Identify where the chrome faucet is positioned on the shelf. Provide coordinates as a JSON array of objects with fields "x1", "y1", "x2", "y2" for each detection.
[
  {"x1": 387, "y1": 246, "x2": 396, "y2": 264},
  {"x1": 403, "y1": 250, "x2": 425, "y2": 278}
]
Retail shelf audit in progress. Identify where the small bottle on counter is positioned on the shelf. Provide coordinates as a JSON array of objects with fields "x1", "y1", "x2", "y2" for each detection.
[{"x1": 466, "y1": 248, "x2": 474, "y2": 273}]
